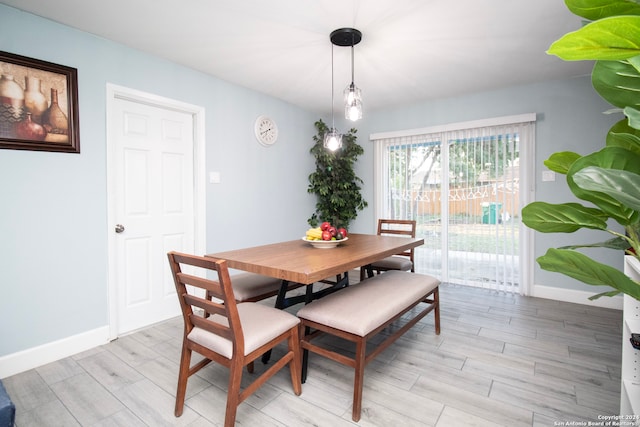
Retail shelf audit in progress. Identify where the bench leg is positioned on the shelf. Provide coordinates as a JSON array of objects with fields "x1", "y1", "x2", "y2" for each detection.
[{"x1": 352, "y1": 339, "x2": 366, "y2": 422}]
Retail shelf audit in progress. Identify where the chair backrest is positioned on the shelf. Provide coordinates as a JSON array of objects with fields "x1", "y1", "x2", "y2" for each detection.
[
  {"x1": 167, "y1": 251, "x2": 245, "y2": 356},
  {"x1": 377, "y1": 219, "x2": 417, "y2": 260}
]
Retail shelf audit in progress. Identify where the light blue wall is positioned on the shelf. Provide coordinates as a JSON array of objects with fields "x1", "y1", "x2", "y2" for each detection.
[
  {"x1": 0, "y1": 4, "x2": 620, "y2": 361},
  {"x1": 0, "y1": 5, "x2": 317, "y2": 357}
]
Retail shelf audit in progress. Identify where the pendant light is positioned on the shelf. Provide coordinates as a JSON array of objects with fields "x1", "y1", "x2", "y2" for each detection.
[
  {"x1": 324, "y1": 42, "x2": 342, "y2": 151},
  {"x1": 330, "y1": 28, "x2": 363, "y2": 122}
]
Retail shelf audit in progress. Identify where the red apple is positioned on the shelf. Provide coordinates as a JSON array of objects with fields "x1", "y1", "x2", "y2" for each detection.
[
  {"x1": 328, "y1": 226, "x2": 337, "y2": 237},
  {"x1": 322, "y1": 230, "x2": 332, "y2": 241},
  {"x1": 320, "y1": 221, "x2": 331, "y2": 231},
  {"x1": 338, "y1": 227, "x2": 348, "y2": 237}
]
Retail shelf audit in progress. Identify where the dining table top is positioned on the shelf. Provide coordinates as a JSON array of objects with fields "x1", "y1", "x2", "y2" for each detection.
[{"x1": 206, "y1": 233, "x2": 424, "y2": 285}]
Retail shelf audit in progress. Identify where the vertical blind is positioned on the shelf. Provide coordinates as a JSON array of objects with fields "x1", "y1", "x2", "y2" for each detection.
[{"x1": 372, "y1": 114, "x2": 536, "y2": 294}]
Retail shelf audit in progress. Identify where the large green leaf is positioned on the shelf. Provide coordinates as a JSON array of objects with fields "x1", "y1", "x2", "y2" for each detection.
[
  {"x1": 573, "y1": 166, "x2": 640, "y2": 211},
  {"x1": 521, "y1": 202, "x2": 608, "y2": 232},
  {"x1": 629, "y1": 55, "x2": 640, "y2": 73},
  {"x1": 606, "y1": 119, "x2": 640, "y2": 154},
  {"x1": 567, "y1": 147, "x2": 640, "y2": 224},
  {"x1": 559, "y1": 236, "x2": 631, "y2": 250},
  {"x1": 543, "y1": 151, "x2": 582, "y2": 174},
  {"x1": 592, "y1": 60, "x2": 640, "y2": 109},
  {"x1": 548, "y1": 16, "x2": 640, "y2": 61},
  {"x1": 537, "y1": 248, "x2": 640, "y2": 300},
  {"x1": 625, "y1": 106, "x2": 640, "y2": 129},
  {"x1": 566, "y1": 0, "x2": 640, "y2": 21},
  {"x1": 627, "y1": 55, "x2": 640, "y2": 73}
]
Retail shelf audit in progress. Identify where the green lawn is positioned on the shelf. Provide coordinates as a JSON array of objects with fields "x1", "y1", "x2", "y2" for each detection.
[{"x1": 418, "y1": 218, "x2": 519, "y2": 255}]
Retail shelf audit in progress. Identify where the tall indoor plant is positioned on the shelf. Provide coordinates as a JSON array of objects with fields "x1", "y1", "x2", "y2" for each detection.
[
  {"x1": 522, "y1": 0, "x2": 640, "y2": 301},
  {"x1": 307, "y1": 119, "x2": 367, "y2": 229}
]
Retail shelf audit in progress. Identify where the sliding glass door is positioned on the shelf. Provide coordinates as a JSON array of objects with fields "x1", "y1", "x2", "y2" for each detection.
[{"x1": 373, "y1": 115, "x2": 535, "y2": 294}]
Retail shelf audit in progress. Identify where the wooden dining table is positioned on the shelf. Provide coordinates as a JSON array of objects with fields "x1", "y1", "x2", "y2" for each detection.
[
  {"x1": 207, "y1": 233, "x2": 424, "y2": 363},
  {"x1": 206, "y1": 233, "x2": 424, "y2": 308}
]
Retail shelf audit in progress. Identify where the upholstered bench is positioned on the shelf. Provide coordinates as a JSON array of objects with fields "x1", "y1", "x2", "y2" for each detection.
[{"x1": 297, "y1": 270, "x2": 440, "y2": 422}]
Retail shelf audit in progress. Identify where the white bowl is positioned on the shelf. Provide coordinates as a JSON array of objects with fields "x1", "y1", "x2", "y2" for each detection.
[{"x1": 302, "y1": 236, "x2": 348, "y2": 249}]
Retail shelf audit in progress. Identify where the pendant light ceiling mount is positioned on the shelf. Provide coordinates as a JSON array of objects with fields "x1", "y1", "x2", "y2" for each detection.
[{"x1": 330, "y1": 28, "x2": 362, "y2": 47}]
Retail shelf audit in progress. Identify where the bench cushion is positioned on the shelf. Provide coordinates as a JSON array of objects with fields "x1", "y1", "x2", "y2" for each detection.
[{"x1": 297, "y1": 271, "x2": 439, "y2": 337}]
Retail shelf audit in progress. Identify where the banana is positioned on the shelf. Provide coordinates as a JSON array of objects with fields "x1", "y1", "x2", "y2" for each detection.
[
  {"x1": 307, "y1": 229, "x2": 322, "y2": 240},
  {"x1": 305, "y1": 227, "x2": 323, "y2": 240}
]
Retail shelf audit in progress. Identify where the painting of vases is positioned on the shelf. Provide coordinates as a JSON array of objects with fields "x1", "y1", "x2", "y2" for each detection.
[{"x1": 0, "y1": 50, "x2": 79, "y2": 153}]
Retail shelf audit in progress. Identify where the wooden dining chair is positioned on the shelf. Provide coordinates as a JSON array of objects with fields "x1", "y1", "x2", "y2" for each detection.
[
  {"x1": 361, "y1": 219, "x2": 417, "y2": 280},
  {"x1": 167, "y1": 252, "x2": 302, "y2": 427}
]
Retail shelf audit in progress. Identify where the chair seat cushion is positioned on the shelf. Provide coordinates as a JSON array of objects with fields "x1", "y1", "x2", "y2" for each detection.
[
  {"x1": 231, "y1": 273, "x2": 282, "y2": 301},
  {"x1": 297, "y1": 271, "x2": 439, "y2": 337},
  {"x1": 370, "y1": 256, "x2": 413, "y2": 271},
  {"x1": 188, "y1": 303, "x2": 300, "y2": 359}
]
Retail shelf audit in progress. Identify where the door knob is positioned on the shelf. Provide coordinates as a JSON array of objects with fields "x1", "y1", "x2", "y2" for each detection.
[{"x1": 115, "y1": 224, "x2": 125, "y2": 233}]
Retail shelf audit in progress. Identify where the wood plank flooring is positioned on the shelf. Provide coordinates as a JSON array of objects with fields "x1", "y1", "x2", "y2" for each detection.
[{"x1": 2, "y1": 275, "x2": 623, "y2": 426}]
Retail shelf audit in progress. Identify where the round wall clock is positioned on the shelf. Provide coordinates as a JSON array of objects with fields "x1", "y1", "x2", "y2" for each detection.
[{"x1": 254, "y1": 115, "x2": 278, "y2": 146}]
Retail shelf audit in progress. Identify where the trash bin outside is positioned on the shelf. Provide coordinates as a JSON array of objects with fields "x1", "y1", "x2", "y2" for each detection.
[
  {"x1": 481, "y1": 202, "x2": 502, "y2": 224},
  {"x1": 481, "y1": 202, "x2": 489, "y2": 224}
]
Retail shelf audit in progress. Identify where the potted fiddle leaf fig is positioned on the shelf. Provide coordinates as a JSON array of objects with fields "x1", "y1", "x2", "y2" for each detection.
[
  {"x1": 522, "y1": 0, "x2": 640, "y2": 301},
  {"x1": 307, "y1": 119, "x2": 367, "y2": 229}
]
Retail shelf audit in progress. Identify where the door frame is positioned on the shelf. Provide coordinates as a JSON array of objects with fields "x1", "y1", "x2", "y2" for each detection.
[{"x1": 105, "y1": 83, "x2": 206, "y2": 340}]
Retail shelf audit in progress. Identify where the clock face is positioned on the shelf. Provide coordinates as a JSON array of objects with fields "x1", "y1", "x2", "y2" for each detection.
[{"x1": 254, "y1": 116, "x2": 278, "y2": 146}]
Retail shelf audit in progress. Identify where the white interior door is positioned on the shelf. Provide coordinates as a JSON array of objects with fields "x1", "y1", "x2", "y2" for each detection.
[{"x1": 107, "y1": 86, "x2": 203, "y2": 336}]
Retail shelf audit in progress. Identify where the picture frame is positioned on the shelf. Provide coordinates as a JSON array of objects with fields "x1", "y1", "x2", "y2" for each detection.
[{"x1": 0, "y1": 51, "x2": 80, "y2": 153}]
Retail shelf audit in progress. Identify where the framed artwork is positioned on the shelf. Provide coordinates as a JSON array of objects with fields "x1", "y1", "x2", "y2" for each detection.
[{"x1": 0, "y1": 51, "x2": 80, "y2": 153}]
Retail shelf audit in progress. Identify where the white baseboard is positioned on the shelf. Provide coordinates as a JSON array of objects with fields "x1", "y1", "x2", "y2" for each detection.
[
  {"x1": 532, "y1": 284, "x2": 623, "y2": 310},
  {"x1": 0, "y1": 326, "x2": 110, "y2": 379}
]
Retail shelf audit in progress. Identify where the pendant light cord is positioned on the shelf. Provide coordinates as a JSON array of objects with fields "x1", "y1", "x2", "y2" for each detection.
[
  {"x1": 351, "y1": 38, "x2": 355, "y2": 85},
  {"x1": 331, "y1": 43, "x2": 336, "y2": 130}
]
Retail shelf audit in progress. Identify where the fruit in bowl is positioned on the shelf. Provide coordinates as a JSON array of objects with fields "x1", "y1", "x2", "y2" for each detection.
[
  {"x1": 337, "y1": 227, "x2": 348, "y2": 240},
  {"x1": 305, "y1": 223, "x2": 347, "y2": 241}
]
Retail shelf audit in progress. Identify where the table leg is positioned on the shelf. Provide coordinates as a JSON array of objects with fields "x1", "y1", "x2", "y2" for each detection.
[
  {"x1": 301, "y1": 325, "x2": 311, "y2": 383},
  {"x1": 274, "y1": 280, "x2": 290, "y2": 309},
  {"x1": 262, "y1": 280, "x2": 295, "y2": 364}
]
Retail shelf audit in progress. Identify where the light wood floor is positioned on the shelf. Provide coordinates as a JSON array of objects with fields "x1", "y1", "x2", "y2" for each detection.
[{"x1": 2, "y1": 275, "x2": 623, "y2": 426}]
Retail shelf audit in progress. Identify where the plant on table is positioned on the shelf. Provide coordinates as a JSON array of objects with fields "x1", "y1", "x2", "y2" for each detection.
[
  {"x1": 307, "y1": 119, "x2": 367, "y2": 229},
  {"x1": 521, "y1": 0, "x2": 640, "y2": 301}
]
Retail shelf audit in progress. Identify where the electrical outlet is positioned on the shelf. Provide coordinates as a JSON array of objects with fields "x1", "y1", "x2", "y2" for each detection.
[{"x1": 542, "y1": 170, "x2": 555, "y2": 182}]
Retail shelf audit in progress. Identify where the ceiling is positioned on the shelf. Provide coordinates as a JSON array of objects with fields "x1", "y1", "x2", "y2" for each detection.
[{"x1": 1, "y1": 0, "x2": 593, "y2": 115}]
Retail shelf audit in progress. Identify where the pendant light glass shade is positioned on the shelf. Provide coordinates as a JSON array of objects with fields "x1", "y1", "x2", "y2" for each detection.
[
  {"x1": 323, "y1": 128, "x2": 343, "y2": 151},
  {"x1": 344, "y1": 82, "x2": 362, "y2": 121},
  {"x1": 344, "y1": 40, "x2": 362, "y2": 121}
]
